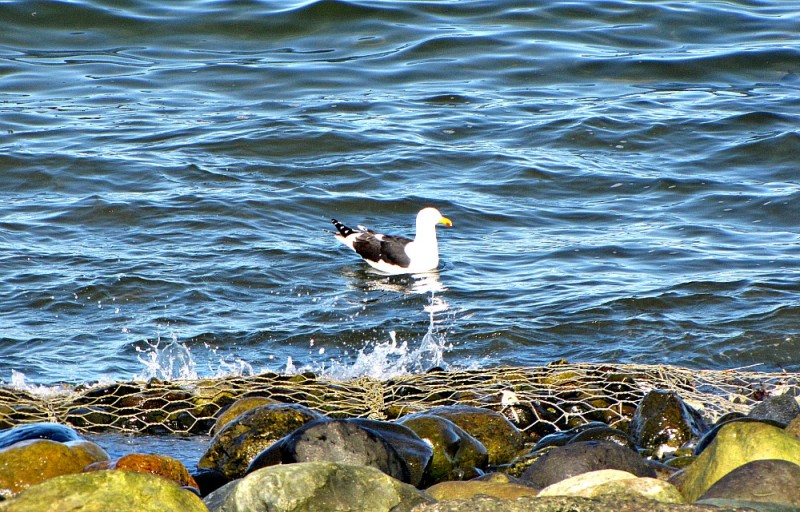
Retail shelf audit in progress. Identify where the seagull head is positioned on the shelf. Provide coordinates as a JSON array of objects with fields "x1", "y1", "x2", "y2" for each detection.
[{"x1": 418, "y1": 207, "x2": 452, "y2": 228}]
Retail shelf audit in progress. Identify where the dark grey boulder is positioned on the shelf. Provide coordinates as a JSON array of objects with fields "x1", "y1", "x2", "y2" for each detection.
[
  {"x1": 748, "y1": 392, "x2": 800, "y2": 425},
  {"x1": 246, "y1": 418, "x2": 431, "y2": 486},
  {"x1": 520, "y1": 440, "x2": 656, "y2": 489},
  {"x1": 0, "y1": 423, "x2": 81, "y2": 449},
  {"x1": 698, "y1": 459, "x2": 800, "y2": 505}
]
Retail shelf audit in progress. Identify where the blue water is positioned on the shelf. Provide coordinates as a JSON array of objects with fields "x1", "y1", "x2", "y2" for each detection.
[{"x1": 2, "y1": 0, "x2": 800, "y2": 388}]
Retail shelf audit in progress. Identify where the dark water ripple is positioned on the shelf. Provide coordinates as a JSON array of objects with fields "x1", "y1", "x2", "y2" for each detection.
[{"x1": 2, "y1": 0, "x2": 800, "y2": 384}]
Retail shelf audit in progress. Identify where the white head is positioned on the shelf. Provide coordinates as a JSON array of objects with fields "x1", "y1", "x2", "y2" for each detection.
[{"x1": 416, "y1": 207, "x2": 453, "y2": 229}]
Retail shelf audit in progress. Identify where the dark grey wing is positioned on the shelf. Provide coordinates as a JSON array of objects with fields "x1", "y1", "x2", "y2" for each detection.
[{"x1": 353, "y1": 233, "x2": 412, "y2": 267}]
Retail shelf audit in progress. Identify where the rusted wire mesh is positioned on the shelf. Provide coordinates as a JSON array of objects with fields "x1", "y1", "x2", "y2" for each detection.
[{"x1": 0, "y1": 363, "x2": 796, "y2": 436}]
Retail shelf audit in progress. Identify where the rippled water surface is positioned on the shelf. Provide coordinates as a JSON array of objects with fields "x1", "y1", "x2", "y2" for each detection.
[{"x1": 2, "y1": 0, "x2": 800, "y2": 386}]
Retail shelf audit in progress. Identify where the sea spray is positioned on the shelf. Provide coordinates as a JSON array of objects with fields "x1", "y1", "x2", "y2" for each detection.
[
  {"x1": 291, "y1": 283, "x2": 455, "y2": 380},
  {"x1": 134, "y1": 333, "x2": 255, "y2": 381},
  {"x1": 135, "y1": 333, "x2": 198, "y2": 381}
]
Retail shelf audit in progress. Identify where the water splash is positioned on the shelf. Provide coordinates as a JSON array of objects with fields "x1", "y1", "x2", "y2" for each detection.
[
  {"x1": 132, "y1": 272, "x2": 453, "y2": 382},
  {"x1": 6, "y1": 370, "x2": 73, "y2": 397},
  {"x1": 135, "y1": 333, "x2": 198, "y2": 381},
  {"x1": 292, "y1": 280, "x2": 455, "y2": 380},
  {"x1": 134, "y1": 332, "x2": 256, "y2": 381}
]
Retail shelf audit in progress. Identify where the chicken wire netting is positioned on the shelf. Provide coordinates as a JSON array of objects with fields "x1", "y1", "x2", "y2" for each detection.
[{"x1": 1, "y1": 363, "x2": 796, "y2": 436}]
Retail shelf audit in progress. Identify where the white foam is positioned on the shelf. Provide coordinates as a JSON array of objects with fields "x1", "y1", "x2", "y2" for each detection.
[
  {"x1": 132, "y1": 282, "x2": 454, "y2": 383},
  {"x1": 5, "y1": 369, "x2": 72, "y2": 398}
]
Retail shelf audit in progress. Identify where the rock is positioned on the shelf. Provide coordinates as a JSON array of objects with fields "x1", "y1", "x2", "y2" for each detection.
[
  {"x1": 538, "y1": 469, "x2": 684, "y2": 503},
  {"x1": 397, "y1": 413, "x2": 488, "y2": 485},
  {"x1": 747, "y1": 393, "x2": 800, "y2": 425},
  {"x1": 473, "y1": 471, "x2": 522, "y2": 483},
  {"x1": 83, "y1": 453, "x2": 198, "y2": 489},
  {"x1": 415, "y1": 405, "x2": 525, "y2": 465},
  {"x1": 192, "y1": 468, "x2": 229, "y2": 497},
  {"x1": 211, "y1": 396, "x2": 278, "y2": 435},
  {"x1": 532, "y1": 422, "x2": 613, "y2": 451},
  {"x1": 520, "y1": 440, "x2": 656, "y2": 489},
  {"x1": 198, "y1": 403, "x2": 322, "y2": 480},
  {"x1": 569, "y1": 426, "x2": 634, "y2": 448},
  {"x1": 205, "y1": 461, "x2": 432, "y2": 512},
  {"x1": 0, "y1": 469, "x2": 208, "y2": 512},
  {"x1": 0, "y1": 423, "x2": 82, "y2": 449},
  {"x1": 695, "y1": 499, "x2": 800, "y2": 512},
  {"x1": 785, "y1": 415, "x2": 800, "y2": 440},
  {"x1": 697, "y1": 459, "x2": 800, "y2": 505},
  {"x1": 425, "y1": 479, "x2": 538, "y2": 501},
  {"x1": 537, "y1": 468, "x2": 634, "y2": 495},
  {"x1": 693, "y1": 417, "x2": 786, "y2": 456},
  {"x1": 349, "y1": 418, "x2": 433, "y2": 487},
  {"x1": 679, "y1": 421, "x2": 800, "y2": 502},
  {"x1": 630, "y1": 390, "x2": 708, "y2": 459},
  {"x1": 0, "y1": 439, "x2": 108, "y2": 496},
  {"x1": 246, "y1": 418, "x2": 425, "y2": 485},
  {"x1": 409, "y1": 494, "x2": 753, "y2": 512}
]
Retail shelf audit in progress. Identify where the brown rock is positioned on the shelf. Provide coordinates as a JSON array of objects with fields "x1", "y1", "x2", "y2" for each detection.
[
  {"x1": 397, "y1": 413, "x2": 488, "y2": 485},
  {"x1": 0, "y1": 439, "x2": 109, "y2": 496},
  {"x1": 84, "y1": 453, "x2": 198, "y2": 489}
]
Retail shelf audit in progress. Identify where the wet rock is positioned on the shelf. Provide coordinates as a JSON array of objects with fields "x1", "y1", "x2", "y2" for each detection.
[
  {"x1": 538, "y1": 469, "x2": 684, "y2": 503},
  {"x1": 0, "y1": 469, "x2": 208, "y2": 512},
  {"x1": 246, "y1": 417, "x2": 429, "y2": 486},
  {"x1": 397, "y1": 413, "x2": 488, "y2": 485},
  {"x1": 418, "y1": 405, "x2": 525, "y2": 465},
  {"x1": 532, "y1": 422, "x2": 610, "y2": 451},
  {"x1": 0, "y1": 439, "x2": 108, "y2": 496},
  {"x1": 569, "y1": 425, "x2": 634, "y2": 448},
  {"x1": 630, "y1": 390, "x2": 708, "y2": 459},
  {"x1": 198, "y1": 403, "x2": 322, "y2": 480},
  {"x1": 192, "y1": 468, "x2": 229, "y2": 497},
  {"x1": 697, "y1": 459, "x2": 800, "y2": 505},
  {"x1": 425, "y1": 478, "x2": 538, "y2": 501},
  {"x1": 0, "y1": 423, "x2": 82, "y2": 449},
  {"x1": 678, "y1": 421, "x2": 800, "y2": 502},
  {"x1": 520, "y1": 440, "x2": 656, "y2": 489},
  {"x1": 483, "y1": 391, "x2": 546, "y2": 433},
  {"x1": 211, "y1": 396, "x2": 278, "y2": 435},
  {"x1": 204, "y1": 461, "x2": 432, "y2": 512},
  {"x1": 747, "y1": 392, "x2": 800, "y2": 425},
  {"x1": 349, "y1": 418, "x2": 432, "y2": 486},
  {"x1": 84, "y1": 453, "x2": 198, "y2": 489}
]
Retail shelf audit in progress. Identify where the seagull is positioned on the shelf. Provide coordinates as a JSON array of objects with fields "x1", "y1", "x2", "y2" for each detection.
[{"x1": 331, "y1": 207, "x2": 452, "y2": 275}]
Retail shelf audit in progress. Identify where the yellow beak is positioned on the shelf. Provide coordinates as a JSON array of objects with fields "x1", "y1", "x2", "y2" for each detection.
[{"x1": 440, "y1": 216, "x2": 453, "y2": 227}]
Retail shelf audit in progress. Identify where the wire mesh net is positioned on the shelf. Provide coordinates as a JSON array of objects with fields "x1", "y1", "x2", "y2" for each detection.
[{"x1": 1, "y1": 363, "x2": 796, "y2": 436}]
